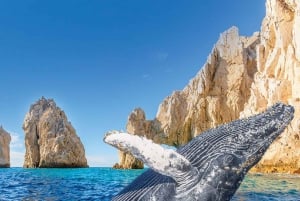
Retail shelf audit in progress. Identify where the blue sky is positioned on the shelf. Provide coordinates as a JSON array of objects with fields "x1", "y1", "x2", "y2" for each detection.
[{"x1": 0, "y1": 0, "x2": 265, "y2": 167}]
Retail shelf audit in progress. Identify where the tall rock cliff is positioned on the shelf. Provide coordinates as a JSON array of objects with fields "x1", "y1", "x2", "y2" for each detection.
[
  {"x1": 115, "y1": 0, "x2": 300, "y2": 173},
  {"x1": 241, "y1": 0, "x2": 300, "y2": 173},
  {"x1": 156, "y1": 27, "x2": 260, "y2": 146},
  {"x1": 0, "y1": 126, "x2": 11, "y2": 167},
  {"x1": 23, "y1": 97, "x2": 88, "y2": 168}
]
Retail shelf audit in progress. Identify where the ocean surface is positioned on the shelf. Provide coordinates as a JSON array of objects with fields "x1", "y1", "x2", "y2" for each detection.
[{"x1": 0, "y1": 168, "x2": 299, "y2": 201}]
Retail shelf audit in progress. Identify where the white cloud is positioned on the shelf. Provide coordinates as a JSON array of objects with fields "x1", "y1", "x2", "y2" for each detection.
[
  {"x1": 156, "y1": 52, "x2": 169, "y2": 61},
  {"x1": 10, "y1": 133, "x2": 24, "y2": 149},
  {"x1": 8, "y1": 132, "x2": 25, "y2": 167},
  {"x1": 164, "y1": 68, "x2": 173, "y2": 73},
  {"x1": 142, "y1": 74, "x2": 151, "y2": 80},
  {"x1": 10, "y1": 151, "x2": 24, "y2": 167},
  {"x1": 86, "y1": 155, "x2": 116, "y2": 167}
]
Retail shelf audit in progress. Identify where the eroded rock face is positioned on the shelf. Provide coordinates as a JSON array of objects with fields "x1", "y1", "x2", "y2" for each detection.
[
  {"x1": 0, "y1": 127, "x2": 11, "y2": 167},
  {"x1": 114, "y1": 30, "x2": 259, "y2": 166},
  {"x1": 242, "y1": 0, "x2": 300, "y2": 173},
  {"x1": 23, "y1": 97, "x2": 88, "y2": 168},
  {"x1": 113, "y1": 108, "x2": 148, "y2": 169},
  {"x1": 156, "y1": 27, "x2": 260, "y2": 146},
  {"x1": 113, "y1": 108, "x2": 165, "y2": 169},
  {"x1": 115, "y1": 0, "x2": 300, "y2": 173}
]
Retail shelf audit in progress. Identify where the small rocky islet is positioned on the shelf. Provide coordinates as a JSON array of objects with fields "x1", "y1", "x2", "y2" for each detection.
[
  {"x1": 0, "y1": 97, "x2": 88, "y2": 168},
  {"x1": 23, "y1": 97, "x2": 88, "y2": 168}
]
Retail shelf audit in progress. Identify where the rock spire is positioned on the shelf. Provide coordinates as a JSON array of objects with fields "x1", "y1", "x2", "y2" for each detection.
[{"x1": 23, "y1": 97, "x2": 88, "y2": 168}]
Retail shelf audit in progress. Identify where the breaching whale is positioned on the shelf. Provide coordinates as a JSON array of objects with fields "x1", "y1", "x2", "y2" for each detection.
[{"x1": 104, "y1": 103, "x2": 294, "y2": 201}]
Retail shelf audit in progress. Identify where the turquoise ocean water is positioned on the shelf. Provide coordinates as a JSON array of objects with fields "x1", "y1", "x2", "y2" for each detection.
[{"x1": 0, "y1": 168, "x2": 299, "y2": 201}]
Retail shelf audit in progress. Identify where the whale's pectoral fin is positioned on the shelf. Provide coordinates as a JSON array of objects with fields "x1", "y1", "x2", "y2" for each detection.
[{"x1": 104, "y1": 131, "x2": 198, "y2": 186}]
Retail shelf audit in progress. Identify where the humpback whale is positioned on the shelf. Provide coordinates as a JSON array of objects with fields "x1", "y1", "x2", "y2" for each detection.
[{"x1": 104, "y1": 103, "x2": 294, "y2": 201}]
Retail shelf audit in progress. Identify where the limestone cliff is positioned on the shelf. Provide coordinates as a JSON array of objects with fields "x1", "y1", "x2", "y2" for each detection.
[
  {"x1": 156, "y1": 27, "x2": 260, "y2": 146},
  {"x1": 114, "y1": 108, "x2": 158, "y2": 169},
  {"x1": 115, "y1": 0, "x2": 300, "y2": 173},
  {"x1": 242, "y1": 0, "x2": 300, "y2": 173},
  {"x1": 0, "y1": 126, "x2": 11, "y2": 167},
  {"x1": 23, "y1": 97, "x2": 88, "y2": 168}
]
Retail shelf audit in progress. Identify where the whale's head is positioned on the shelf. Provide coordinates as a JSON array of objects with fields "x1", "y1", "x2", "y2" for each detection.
[
  {"x1": 177, "y1": 103, "x2": 294, "y2": 200},
  {"x1": 226, "y1": 103, "x2": 294, "y2": 172}
]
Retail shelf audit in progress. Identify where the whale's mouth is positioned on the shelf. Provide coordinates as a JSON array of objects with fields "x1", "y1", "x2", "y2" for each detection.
[
  {"x1": 258, "y1": 104, "x2": 293, "y2": 148},
  {"x1": 243, "y1": 104, "x2": 294, "y2": 168}
]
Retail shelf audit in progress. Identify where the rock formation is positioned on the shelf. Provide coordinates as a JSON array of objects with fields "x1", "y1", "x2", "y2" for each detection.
[
  {"x1": 113, "y1": 108, "x2": 153, "y2": 169},
  {"x1": 0, "y1": 126, "x2": 11, "y2": 167},
  {"x1": 155, "y1": 27, "x2": 260, "y2": 146},
  {"x1": 115, "y1": 0, "x2": 300, "y2": 173},
  {"x1": 241, "y1": 0, "x2": 300, "y2": 173},
  {"x1": 23, "y1": 97, "x2": 88, "y2": 168}
]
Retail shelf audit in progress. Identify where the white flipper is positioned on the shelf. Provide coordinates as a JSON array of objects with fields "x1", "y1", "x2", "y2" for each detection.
[{"x1": 104, "y1": 131, "x2": 198, "y2": 188}]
